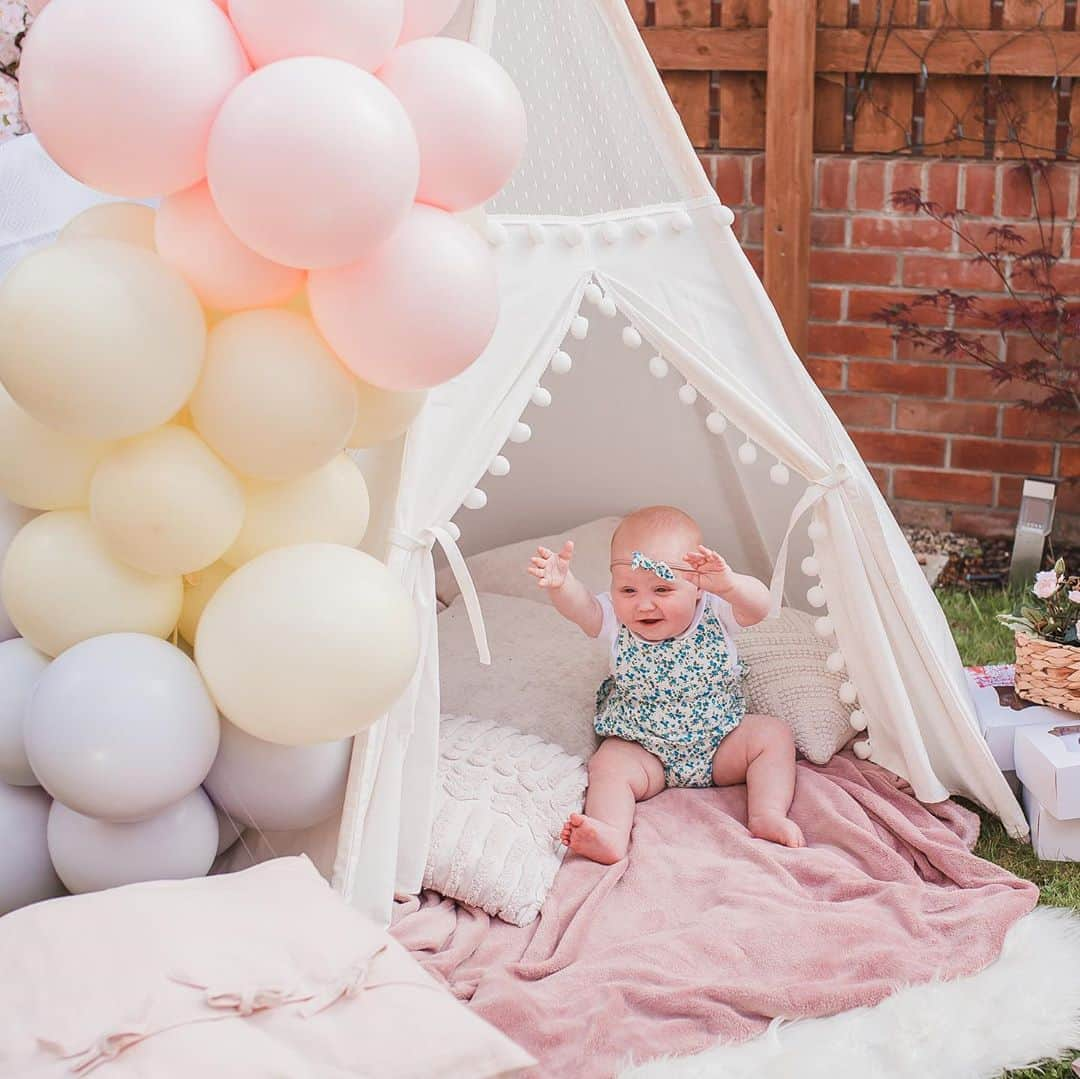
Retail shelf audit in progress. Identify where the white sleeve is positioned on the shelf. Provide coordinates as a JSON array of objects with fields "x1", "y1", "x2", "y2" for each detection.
[
  {"x1": 595, "y1": 592, "x2": 618, "y2": 647},
  {"x1": 706, "y1": 593, "x2": 742, "y2": 638}
]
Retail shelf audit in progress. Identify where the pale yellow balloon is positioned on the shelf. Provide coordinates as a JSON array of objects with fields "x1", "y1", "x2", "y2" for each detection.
[
  {"x1": 0, "y1": 383, "x2": 113, "y2": 509},
  {"x1": 90, "y1": 426, "x2": 245, "y2": 576},
  {"x1": 179, "y1": 560, "x2": 233, "y2": 643},
  {"x1": 347, "y1": 381, "x2": 426, "y2": 449},
  {"x1": 190, "y1": 309, "x2": 356, "y2": 481},
  {"x1": 0, "y1": 510, "x2": 182, "y2": 657},
  {"x1": 196, "y1": 543, "x2": 419, "y2": 745},
  {"x1": 0, "y1": 239, "x2": 205, "y2": 440},
  {"x1": 58, "y1": 203, "x2": 157, "y2": 250},
  {"x1": 223, "y1": 454, "x2": 369, "y2": 567}
]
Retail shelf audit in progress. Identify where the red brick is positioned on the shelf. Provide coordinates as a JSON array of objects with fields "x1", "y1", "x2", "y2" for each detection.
[
  {"x1": 816, "y1": 158, "x2": 852, "y2": 211},
  {"x1": 825, "y1": 393, "x2": 893, "y2": 428},
  {"x1": 1062, "y1": 445, "x2": 1080, "y2": 476},
  {"x1": 853, "y1": 160, "x2": 887, "y2": 211},
  {"x1": 954, "y1": 366, "x2": 1052, "y2": 403},
  {"x1": 894, "y1": 501, "x2": 949, "y2": 529},
  {"x1": 1033, "y1": 164, "x2": 1076, "y2": 221},
  {"x1": 804, "y1": 358, "x2": 844, "y2": 389},
  {"x1": 962, "y1": 163, "x2": 997, "y2": 217},
  {"x1": 1001, "y1": 165, "x2": 1034, "y2": 218},
  {"x1": 810, "y1": 286, "x2": 843, "y2": 321},
  {"x1": 901, "y1": 255, "x2": 1005, "y2": 292},
  {"x1": 810, "y1": 214, "x2": 846, "y2": 246},
  {"x1": 807, "y1": 324, "x2": 894, "y2": 359},
  {"x1": 712, "y1": 155, "x2": 747, "y2": 207},
  {"x1": 741, "y1": 208, "x2": 763, "y2": 245},
  {"x1": 894, "y1": 468, "x2": 993, "y2": 504},
  {"x1": 868, "y1": 465, "x2": 890, "y2": 495},
  {"x1": 750, "y1": 154, "x2": 765, "y2": 205},
  {"x1": 967, "y1": 221, "x2": 1069, "y2": 260},
  {"x1": 926, "y1": 162, "x2": 960, "y2": 213},
  {"x1": 894, "y1": 331, "x2": 1002, "y2": 366},
  {"x1": 848, "y1": 361, "x2": 948, "y2": 396},
  {"x1": 851, "y1": 217, "x2": 953, "y2": 251},
  {"x1": 1059, "y1": 479, "x2": 1080, "y2": 514},
  {"x1": 846, "y1": 288, "x2": 947, "y2": 325},
  {"x1": 951, "y1": 509, "x2": 1018, "y2": 536},
  {"x1": 896, "y1": 400, "x2": 998, "y2": 436},
  {"x1": 997, "y1": 475, "x2": 1024, "y2": 508},
  {"x1": 951, "y1": 438, "x2": 1054, "y2": 475},
  {"x1": 850, "y1": 431, "x2": 946, "y2": 466},
  {"x1": 810, "y1": 250, "x2": 899, "y2": 285},
  {"x1": 1001, "y1": 407, "x2": 1078, "y2": 441},
  {"x1": 951, "y1": 295, "x2": 1021, "y2": 329},
  {"x1": 889, "y1": 161, "x2": 926, "y2": 205}
]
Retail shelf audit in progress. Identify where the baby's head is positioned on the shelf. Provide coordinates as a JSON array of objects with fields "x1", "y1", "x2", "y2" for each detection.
[{"x1": 609, "y1": 506, "x2": 702, "y2": 641}]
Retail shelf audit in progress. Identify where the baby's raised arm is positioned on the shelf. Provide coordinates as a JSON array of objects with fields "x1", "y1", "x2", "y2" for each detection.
[
  {"x1": 526, "y1": 540, "x2": 604, "y2": 637},
  {"x1": 685, "y1": 544, "x2": 771, "y2": 627}
]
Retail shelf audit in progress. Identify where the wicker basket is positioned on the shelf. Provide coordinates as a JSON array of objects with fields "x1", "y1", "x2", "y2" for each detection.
[{"x1": 1014, "y1": 632, "x2": 1080, "y2": 715}]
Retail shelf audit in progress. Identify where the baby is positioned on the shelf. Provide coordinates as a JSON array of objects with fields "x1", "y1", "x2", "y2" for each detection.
[{"x1": 527, "y1": 505, "x2": 805, "y2": 864}]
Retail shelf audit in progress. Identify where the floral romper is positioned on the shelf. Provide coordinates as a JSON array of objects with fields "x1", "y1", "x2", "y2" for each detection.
[{"x1": 593, "y1": 592, "x2": 748, "y2": 788}]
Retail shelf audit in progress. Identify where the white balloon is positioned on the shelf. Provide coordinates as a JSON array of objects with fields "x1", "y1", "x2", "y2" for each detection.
[
  {"x1": 0, "y1": 639, "x2": 49, "y2": 786},
  {"x1": 0, "y1": 497, "x2": 36, "y2": 642},
  {"x1": 48, "y1": 789, "x2": 218, "y2": 894},
  {"x1": 0, "y1": 782, "x2": 64, "y2": 914},
  {"x1": 212, "y1": 800, "x2": 242, "y2": 856}
]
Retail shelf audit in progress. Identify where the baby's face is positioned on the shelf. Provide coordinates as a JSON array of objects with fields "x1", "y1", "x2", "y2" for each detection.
[{"x1": 609, "y1": 535, "x2": 700, "y2": 641}]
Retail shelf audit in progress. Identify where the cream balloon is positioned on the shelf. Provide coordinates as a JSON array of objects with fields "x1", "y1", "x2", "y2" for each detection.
[
  {"x1": 0, "y1": 239, "x2": 206, "y2": 440},
  {"x1": 179, "y1": 560, "x2": 233, "y2": 644},
  {"x1": 0, "y1": 498, "x2": 36, "y2": 643},
  {"x1": 58, "y1": 202, "x2": 156, "y2": 249},
  {"x1": 223, "y1": 455, "x2": 369, "y2": 567},
  {"x1": 0, "y1": 383, "x2": 113, "y2": 510},
  {"x1": 347, "y1": 382, "x2": 426, "y2": 449},
  {"x1": 190, "y1": 310, "x2": 356, "y2": 481},
  {"x1": 0, "y1": 511, "x2": 182, "y2": 657},
  {"x1": 90, "y1": 426, "x2": 244, "y2": 576},
  {"x1": 196, "y1": 544, "x2": 419, "y2": 745}
]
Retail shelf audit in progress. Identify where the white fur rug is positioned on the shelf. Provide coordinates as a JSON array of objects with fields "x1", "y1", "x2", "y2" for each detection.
[{"x1": 620, "y1": 907, "x2": 1080, "y2": 1079}]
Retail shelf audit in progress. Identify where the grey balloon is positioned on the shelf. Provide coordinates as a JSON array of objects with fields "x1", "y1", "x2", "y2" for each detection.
[
  {"x1": 0, "y1": 638, "x2": 49, "y2": 785},
  {"x1": 204, "y1": 718, "x2": 351, "y2": 832},
  {"x1": 47, "y1": 788, "x2": 218, "y2": 895},
  {"x1": 25, "y1": 633, "x2": 220, "y2": 822},
  {"x1": 0, "y1": 782, "x2": 65, "y2": 914}
]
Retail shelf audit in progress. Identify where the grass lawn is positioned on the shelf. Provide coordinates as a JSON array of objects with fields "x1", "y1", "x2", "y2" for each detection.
[{"x1": 937, "y1": 587, "x2": 1080, "y2": 1079}]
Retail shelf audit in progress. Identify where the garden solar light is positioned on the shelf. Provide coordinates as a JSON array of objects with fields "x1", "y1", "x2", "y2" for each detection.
[{"x1": 1009, "y1": 479, "x2": 1057, "y2": 589}]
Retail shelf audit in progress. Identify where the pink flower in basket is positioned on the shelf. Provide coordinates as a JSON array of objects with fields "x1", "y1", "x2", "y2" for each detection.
[
  {"x1": 1033, "y1": 570, "x2": 1060, "y2": 599},
  {"x1": 1069, "y1": 591, "x2": 1080, "y2": 605}
]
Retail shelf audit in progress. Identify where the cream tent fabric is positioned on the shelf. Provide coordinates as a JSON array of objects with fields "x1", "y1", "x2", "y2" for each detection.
[{"x1": 0, "y1": 0, "x2": 1027, "y2": 931}]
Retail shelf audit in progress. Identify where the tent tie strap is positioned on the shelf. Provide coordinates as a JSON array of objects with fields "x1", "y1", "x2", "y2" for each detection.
[{"x1": 390, "y1": 525, "x2": 491, "y2": 666}]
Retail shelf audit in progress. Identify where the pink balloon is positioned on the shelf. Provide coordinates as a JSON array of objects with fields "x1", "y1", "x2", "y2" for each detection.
[
  {"x1": 228, "y1": 0, "x2": 403, "y2": 73},
  {"x1": 380, "y1": 39, "x2": 526, "y2": 212},
  {"x1": 156, "y1": 182, "x2": 303, "y2": 312},
  {"x1": 19, "y1": 0, "x2": 249, "y2": 198},
  {"x1": 398, "y1": 0, "x2": 460, "y2": 43},
  {"x1": 308, "y1": 205, "x2": 498, "y2": 392},
  {"x1": 26, "y1": 0, "x2": 50, "y2": 14},
  {"x1": 207, "y1": 59, "x2": 420, "y2": 270}
]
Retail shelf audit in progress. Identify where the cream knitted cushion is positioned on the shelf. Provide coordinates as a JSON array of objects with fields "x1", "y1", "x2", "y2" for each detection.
[
  {"x1": 424, "y1": 715, "x2": 587, "y2": 927},
  {"x1": 733, "y1": 607, "x2": 855, "y2": 765}
]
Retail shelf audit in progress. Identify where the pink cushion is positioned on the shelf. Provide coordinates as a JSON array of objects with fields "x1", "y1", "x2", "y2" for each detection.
[{"x1": 0, "y1": 856, "x2": 534, "y2": 1078}]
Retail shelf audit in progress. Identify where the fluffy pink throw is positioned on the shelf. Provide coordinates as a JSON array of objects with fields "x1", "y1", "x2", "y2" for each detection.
[{"x1": 391, "y1": 753, "x2": 1037, "y2": 1078}]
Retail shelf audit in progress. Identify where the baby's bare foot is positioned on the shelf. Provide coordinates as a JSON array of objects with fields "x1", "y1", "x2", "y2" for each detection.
[
  {"x1": 748, "y1": 813, "x2": 806, "y2": 848},
  {"x1": 561, "y1": 813, "x2": 628, "y2": 864}
]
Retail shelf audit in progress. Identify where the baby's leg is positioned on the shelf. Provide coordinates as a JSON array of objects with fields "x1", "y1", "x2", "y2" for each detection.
[
  {"x1": 561, "y1": 737, "x2": 665, "y2": 864},
  {"x1": 711, "y1": 714, "x2": 805, "y2": 848}
]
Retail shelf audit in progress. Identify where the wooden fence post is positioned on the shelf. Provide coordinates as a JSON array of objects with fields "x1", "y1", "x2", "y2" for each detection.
[{"x1": 764, "y1": 0, "x2": 816, "y2": 360}]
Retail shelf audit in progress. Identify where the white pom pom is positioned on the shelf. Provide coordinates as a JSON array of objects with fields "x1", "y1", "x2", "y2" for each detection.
[
  {"x1": 488, "y1": 455, "x2": 510, "y2": 477},
  {"x1": 738, "y1": 441, "x2": 758, "y2": 465},
  {"x1": 677, "y1": 383, "x2": 698, "y2": 406},
  {"x1": 769, "y1": 463, "x2": 790, "y2": 486},
  {"x1": 852, "y1": 739, "x2": 872, "y2": 760},
  {"x1": 705, "y1": 412, "x2": 728, "y2": 435},
  {"x1": 622, "y1": 327, "x2": 642, "y2": 349},
  {"x1": 648, "y1": 356, "x2": 669, "y2": 379},
  {"x1": 849, "y1": 710, "x2": 868, "y2": 732},
  {"x1": 601, "y1": 221, "x2": 622, "y2": 244},
  {"x1": 446, "y1": 521, "x2": 461, "y2": 541},
  {"x1": 584, "y1": 283, "x2": 603, "y2": 305},
  {"x1": 825, "y1": 651, "x2": 846, "y2": 674},
  {"x1": 635, "y1": 216, "x2": 659, "y2": 237},
  {"x1": 598, "y1": 297, "x2": 618, "y2": 318},
  {"x1": 712, "y1": 204, "x2": 736, "y2": 227},
  {"x1": 808, "y1": 519, "x2": 828, "y2": 542},
  {"x1": 801, "y1": 556, "x2": 820, "y2": 577},
  {"x1": 483, "y1": 220, "x2": 508, "y2": 247},
  {"x1": 509, "y1": 421, "x2": 532, "y2": 443},
  {"x1": 671, "y1": 210, "x2": 693, "y2": 232},
  {"x1": 570, "y1": 316, "x2": 589, "y2": 340},
  {"x1": 463, "y1": 488, "x2": 487, "y2": 510},
  {"x1": 814, "y1": 616, "x2": 835, "y2": 637},
  {"x1": 527, "y1": 222, "x2": 546, "y2": 245},
  {"x1": 531, "y1": 386, "x2": 552, "y2": 408},
  {"x1": 807, "y1": 585, "x2": 827, "y2": 608},
  {"x1": 838, "y1": 681, "x2": 859, "y2": 705},
  {"x1": 562, "y1": 223, "x2": 585, "y2": 247},
  {"x1": 550, "y1": 350, "x2": 573, "y2": 375}
]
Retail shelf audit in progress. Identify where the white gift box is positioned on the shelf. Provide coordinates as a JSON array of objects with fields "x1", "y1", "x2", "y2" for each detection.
[
  {"x1": 967, "y1": 673, "x2": 1070, "y2": 775},
  {"x1": 1014, "y1": 722, "x2": 1080, "y2": 821},
  {"x1": 1022, "y1": 785, "x2": 1080, "y2": 862}
]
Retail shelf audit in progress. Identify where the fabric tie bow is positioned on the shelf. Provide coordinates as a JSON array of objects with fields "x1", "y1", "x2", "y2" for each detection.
[{"x1": 630, "y1": 551, "x2": 676, "y2": 581}]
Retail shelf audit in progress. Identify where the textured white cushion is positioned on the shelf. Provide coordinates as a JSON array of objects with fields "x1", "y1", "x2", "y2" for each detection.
[
  {"x1": 734, "y1": 608, "x2": 856, "y2": 765},
  {"x1": 439, "y1": 591, "x2": 607, "y2": 762},
  {"x1": 425, "y1": 715, "x2": 587, "y2": 927},
  {"x1": 436, "y1": 515, "x2": 620, "y2": 607}
]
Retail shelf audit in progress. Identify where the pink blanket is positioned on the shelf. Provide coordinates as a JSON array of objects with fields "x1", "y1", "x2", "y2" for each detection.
[{"x1": 391, "y1": 753, "x2": 1037, "y2": 1077}]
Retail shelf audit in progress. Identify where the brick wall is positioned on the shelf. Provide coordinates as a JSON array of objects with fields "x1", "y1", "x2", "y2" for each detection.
[{"x1": 700, "y1": 152, "x2": 1080, "y2": 543}]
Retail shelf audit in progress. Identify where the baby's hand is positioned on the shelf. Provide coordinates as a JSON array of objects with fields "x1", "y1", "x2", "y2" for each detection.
[
  {"x1": 685, "y1": 544, "x2": 737, "y2": 594},
  {"x1": 527, "y1": 540, "x2": 574, "y2": 590}
]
